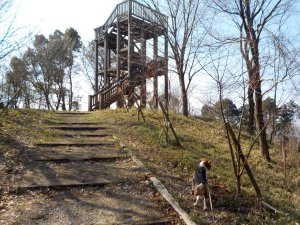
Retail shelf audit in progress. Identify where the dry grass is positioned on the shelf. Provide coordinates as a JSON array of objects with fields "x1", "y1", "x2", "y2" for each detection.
[
  {"x1": 88, "y1": 108, "x2": 300, "y2": 224},
  {"x1": 0, "y1": 108, "x2": 299, "y2": 224}
]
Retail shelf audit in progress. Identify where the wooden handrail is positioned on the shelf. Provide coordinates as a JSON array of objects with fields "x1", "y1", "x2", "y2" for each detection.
[
  {"x1": 103, "y1": 1, "x2": 128, "y2": 31},
  {"x1": 95, "y1": 75, "x2": 128, "y2": 96},
  {"x1": 131, "y1": 0, "x2": 167, "y2": 27},
  {"x1": 89, "y1": 75, "x2": 130, "y2": 110},
  {"x1": 94, "y1": 0, "x2": 167, "y2": 41}
]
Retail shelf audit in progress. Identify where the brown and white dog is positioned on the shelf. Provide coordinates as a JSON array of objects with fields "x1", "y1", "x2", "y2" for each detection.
[{"x1": 192, "y1": 158, "x2": 211, "y2": 210}]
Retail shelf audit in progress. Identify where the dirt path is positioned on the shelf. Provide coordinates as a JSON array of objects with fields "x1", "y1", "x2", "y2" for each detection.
[{"x1": 0, "y1": 112, "x2": 182, "y2": 225}]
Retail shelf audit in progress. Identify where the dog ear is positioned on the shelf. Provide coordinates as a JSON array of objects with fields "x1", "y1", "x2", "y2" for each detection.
[
  {"x1": 200, "y1": 157, "x2": 207, "y2": 163},
  {"x1": 206, "y1": 160, "x2": 212, "y2": 170}
]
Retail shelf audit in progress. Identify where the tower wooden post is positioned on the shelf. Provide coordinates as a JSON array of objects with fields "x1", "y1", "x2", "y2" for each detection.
[
  {"x1": 104, "y1": 38, "x2": 109, "y2": 87},
  {"x1": 164, "y1": 31, "x2": 169, "y2": 111},
  {"x1": 140, "y1": 29, "x2": 147, "y2": 108},
  {"x1": 116, "y1": 19, "x2": 124, "y2": 108},
  {"x1": 90, "y1": 0, "x2": 168, "y2": 111},
  {"x1": 94, "y1": 41, "x2": 99, "y2": 109},
  {"x1": 153, "y1": 36, "x2": 158, "y2": 109}
]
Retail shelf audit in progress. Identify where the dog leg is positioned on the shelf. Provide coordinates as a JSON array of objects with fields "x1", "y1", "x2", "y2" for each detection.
[
  {"x1": 203, "y1": 197, "x2": 208, "y2": 210},
  {"x1": 194, "y1": 196, "x2": 200, "y2": 206},
  {"x1": 191, "y1": 180, "x2": 195, "y2": 195}
]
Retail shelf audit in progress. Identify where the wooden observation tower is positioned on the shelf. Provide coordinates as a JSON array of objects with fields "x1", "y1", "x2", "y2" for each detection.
[{"x1": 88, "y1": 0, "x2": 168, "y2": 110}]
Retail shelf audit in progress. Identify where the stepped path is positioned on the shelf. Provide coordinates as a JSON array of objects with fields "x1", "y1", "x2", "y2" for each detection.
[{"x1": 1, "y1": 112, "x2": 180, "y2": 225}]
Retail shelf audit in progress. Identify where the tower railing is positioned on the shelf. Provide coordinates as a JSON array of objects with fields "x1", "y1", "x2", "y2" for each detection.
[
  {"x1": 94, "y1": 0, "x2": 167, "y2": 41},
  {"x1": 88, "y1": 75, "x2": 130, "y2": 110}
]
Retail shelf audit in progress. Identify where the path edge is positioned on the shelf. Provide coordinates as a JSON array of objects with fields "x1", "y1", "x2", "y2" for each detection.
[
  {"x1": 132, "y1": 156, "x2": 197, "y2": 225},
  {"x1": 114, "y1": 136, "x2": 197, "y2": 225}
]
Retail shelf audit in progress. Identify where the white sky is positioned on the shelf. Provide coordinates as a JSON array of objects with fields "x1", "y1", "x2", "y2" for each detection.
[
  {"x1": 11, "y1": 0, "x2": 124, "y2": 110},
  {"x1": 13, "y1": 0, "x2": 123, "y2": 43},
  {"x1": 9, "y1": 0, "x2": 300, "y2": 113}
]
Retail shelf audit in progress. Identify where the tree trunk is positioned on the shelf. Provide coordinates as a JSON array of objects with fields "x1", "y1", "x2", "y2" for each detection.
[
  {"x1": 38, "y1": 93, "x2": 42, "y2": 109},
  {"x1": 240, "y1": 32, "x2": 255, "y2": 133},
  {"x1": 44, "y1": 92, "x2": 52, "y2": 110},
  {"x1": 248, "y1": 87, "x2": 255, "y2": 132},
  {"x1": 269, "y1": 82, "x2": 278, "y2": 144},
  {"x1": 179, "y1": 73, "x2": 188, "y2": 116},
  {"x1": 128, "y1": 83, "x2": 135, "y2": 108},
  {"x1": 269, "y1": 122, "x2": 275, "y2": 144},
  {"x1": 24, "y1": 93, "x2": 30, "y2": 108},
  {"x1": 55, "y1": 96, "x2": 60, "y2": 110},
  {"x1": 62, "y1": 93, "x2": 66, "y2": 111},
  {"x1": 227, "y1": 123, "x2": 262, "y2": 197},
  {"x1": 253, "y1": 66, "x2": 270, "y2": 161},
  {"x1": 282, "y1": 141, "x2": 287, "y2": 187},
  {"x1": 68, "y1": 70, "x2": 73, "y2": 111},
  {"x1": 43, "y1": 82, "x2": 53, "y2": 110},
  {"x1": 182, "y1": 91, "x2": 188, "y2": 116},
  {"x1": 236, "y1": 175, "x2": 241, "y2": 196}
]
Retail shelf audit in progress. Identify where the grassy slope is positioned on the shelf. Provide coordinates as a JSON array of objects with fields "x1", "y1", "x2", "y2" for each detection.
[
  {"x1": 0, "y1": 109, "x2": 60, "y2": 144},
  {"x1": 88, "y1": 108, "x2": 300, "y2": 224},
  {"x1": 0, "y1": 108, "x2": 299, "y2": 224}
]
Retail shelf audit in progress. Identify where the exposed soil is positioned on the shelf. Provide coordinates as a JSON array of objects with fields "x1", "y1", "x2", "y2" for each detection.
[
  {"x1": 0, "y1": 112, "x2": 184, "y2": 225},
  {"x1": 1, "y1": 180, "x2": 177, "y2": 225}
]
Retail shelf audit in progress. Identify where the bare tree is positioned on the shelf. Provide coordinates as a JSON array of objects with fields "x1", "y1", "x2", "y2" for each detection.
[
  {"x1": 79, "y1": 41, "x2": 105, "y2": 92},
  {"x1": 269, "y1": 31, "x2": 300, "y2": 142},
  {"x1": 202, "y1": 50, "x2": 262, "y2": 197},
  {"x1": 0, "y1": 0, "x2": 32, "y2": 62},
  {"x1": 209, "y1": 0, "x2": 297, "y2": 161},
  {"x1": 0, "y1": 0, "x2": 32, "y2": 109},
  {"x1": 140, "y1": 0, "x2": 209, "y2": 116}
]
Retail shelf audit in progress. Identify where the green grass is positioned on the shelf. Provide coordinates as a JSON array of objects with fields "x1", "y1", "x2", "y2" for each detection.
[
  {"x1": 0, "y1": 109, "x2": 58, "y2": 144},
  {"x1": 0, "y1": 108, "x2": 299, "y2": 224}
]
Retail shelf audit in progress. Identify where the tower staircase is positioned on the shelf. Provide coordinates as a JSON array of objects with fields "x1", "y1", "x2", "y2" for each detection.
[
  {"x1": 89, "y1": 75, "x2": 130, "y2": 110},
  {"x1": 88, "y1": 0, "x2": 168, "y2": 111}
]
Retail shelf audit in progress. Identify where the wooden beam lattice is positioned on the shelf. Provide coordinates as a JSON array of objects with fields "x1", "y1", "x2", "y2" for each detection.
[{"x1": 89, "y1": 0, "x2": 168, "y2": 111}]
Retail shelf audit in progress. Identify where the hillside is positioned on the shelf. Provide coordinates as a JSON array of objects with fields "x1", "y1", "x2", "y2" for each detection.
[{"x1": 0, "y1": 108, "x2": 299, "y2": 224}]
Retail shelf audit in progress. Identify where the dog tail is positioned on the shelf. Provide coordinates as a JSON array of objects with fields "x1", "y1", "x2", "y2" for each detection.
[{"x1": 197, "y1": 183, "x2": 204, "y2": 188}]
